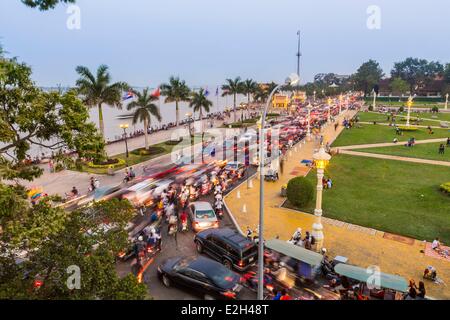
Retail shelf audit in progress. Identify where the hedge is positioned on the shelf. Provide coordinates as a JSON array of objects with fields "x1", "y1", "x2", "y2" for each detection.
[{"x1": 286, "y1": 176, "x2": 314, "y2": 208}]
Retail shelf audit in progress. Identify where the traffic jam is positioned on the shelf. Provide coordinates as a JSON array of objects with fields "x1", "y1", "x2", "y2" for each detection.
[{"x1": 74, "y1": 101, "x2": 351, "y2": 300}]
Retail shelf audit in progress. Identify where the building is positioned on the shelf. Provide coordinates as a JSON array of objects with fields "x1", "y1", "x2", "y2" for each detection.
[{"x1": 272, "y1": 94, "x2": 289, "y2": 108}]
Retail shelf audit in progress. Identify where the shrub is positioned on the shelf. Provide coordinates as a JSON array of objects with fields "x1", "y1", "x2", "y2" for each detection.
[
  {"x1": 397, "y1": 125, "x2": 419, "y2": 132},
  {"x1": 440, "y1": 182, "x2": 450, "y2": 194},
  {"x1": 399, "y1": 106, "x2": 405, "y2": 112},
  {"x1": 286, "y1": 176, "x2": 314, "y2": 208},
  {"x1": 131, "y1": 147, "x2": 165, "y2": 156},
  {"x1": 400, "y1": 117, "x2": 421, "y2": 122},
  {"x1": 431, "y1": 106, "x2": 439, "y2": 113},
  {"x1": 88, "y1": 158, "x2": 126, "y2": 169},
  {"x1": 165, "y1": 139, "x2": 183, "y2": 146},
  {"x1": 368, "y1": 105, "x2": 374, "y2": 111}
]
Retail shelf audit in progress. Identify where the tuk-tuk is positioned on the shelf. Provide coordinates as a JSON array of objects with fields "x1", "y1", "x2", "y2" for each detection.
[
  {"x1": 265, "y1": 239, "x2": 340, "y2": 300},
  {"x1": 265, "y1": 239, "x2": 323, "y2": 281},
  {"x1": 333, "y1": 263, "x2": 408, "y2": 300}
]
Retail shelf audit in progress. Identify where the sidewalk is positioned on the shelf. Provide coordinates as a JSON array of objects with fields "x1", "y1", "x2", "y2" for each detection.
[{"x1": 224, "y1": 109, "x2": 450, "y2": 299}]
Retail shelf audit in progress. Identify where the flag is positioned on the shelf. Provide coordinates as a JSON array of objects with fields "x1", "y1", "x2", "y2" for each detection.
[
  {"x1": 151, "y1": 87, "x2": 160, "y2": 98},
  {"x1": 215, "y1": 86, "x2": 219, "y2": 96},
  {"x1": 204, "y1": 87, "x2": 210, "y2": 97},
  {"x1": 123, "y1": 90, "x2": 134, "y2": 100}
]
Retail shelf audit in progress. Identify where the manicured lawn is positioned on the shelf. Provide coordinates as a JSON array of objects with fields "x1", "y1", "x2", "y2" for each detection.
[
  {"x1": 356, "y1": 142, "x2": 450, "y2": 162},
  {"x1": 290, "y1": 154, "x2": 450, "y2": 243},
  {"x1": 357, "y1": 111, "x2": 448, "y2": 127},
  {"x1": 332, "y1": 124, "x2": 450, "y2": 147}
]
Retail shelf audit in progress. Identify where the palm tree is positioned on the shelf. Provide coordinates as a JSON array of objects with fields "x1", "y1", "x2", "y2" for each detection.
[
  {"x1": 123, "y1": 89, "x2": 162, "y2": 150},
  {"x1": 222, "y1": 77, "x2": 243, "y2": 123},
  {"x1": 242, "y1": 79, "x2": 258, "y2": 117},
  {"x1": 189, "y1": 88, "x2": 213, "y2": 133},
  {"x1": 160, "y1": 76, "x2": 191, "y2": 127},
  {"x1": 75, "y1": 65, "x2": 127, "y2": 139},
  {"x1": 190, "y1": 89, "x2": 212, "y2": 163}
]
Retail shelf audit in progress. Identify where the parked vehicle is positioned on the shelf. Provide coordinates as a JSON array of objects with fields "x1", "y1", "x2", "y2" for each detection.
[
  {"x1": 157, "y1": 256, "x2": 243, "y2": 300},
  {"x1": 194, "y1": 228, "x2": 257, "y2": 271},
  {"x1": 188, "y1": 202, "x2": 219, "y2": 233}
]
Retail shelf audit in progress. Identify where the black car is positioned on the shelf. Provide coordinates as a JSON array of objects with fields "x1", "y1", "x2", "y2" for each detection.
[
  {"x1": 194, "y1": 228, "x2": 257, "y2": 271},
  {"x1": 157, "y1": 256, "x2": 243, "y2": 300}
]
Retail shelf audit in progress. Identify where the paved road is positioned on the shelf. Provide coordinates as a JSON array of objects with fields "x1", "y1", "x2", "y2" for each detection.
[{"x1": 116, "y1": 167, "x2": 258, "y2": 300}]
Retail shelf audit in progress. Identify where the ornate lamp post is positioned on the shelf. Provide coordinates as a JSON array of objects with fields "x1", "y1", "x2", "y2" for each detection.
[
  {"x1": 313, "y1": 90, "x2": 316, "y2": 102},
  {"x1": 445, "y1": 93, "x2": 449, "y2": 110},
  {"x1": 119, "y1": 124, "x2": 129, "y2": 158},
  {"x1": 186, "y1": 112, "x2": 195, "y2": 164},
  {"x1": 406, "y1": 96, "x2": 413, "y2": 127},
  {"x1": 306, "y1": 103, "x2": 312, "y2": 140},
  {"x1": 372, "y1": 89, "x2": 377, "y2": 110},
  {"x1": 338, "y1": 94, "x2": 344, "y2": 114},
  {"x1": 312, "y1": 144, "x2": 331, "y2": 252}
]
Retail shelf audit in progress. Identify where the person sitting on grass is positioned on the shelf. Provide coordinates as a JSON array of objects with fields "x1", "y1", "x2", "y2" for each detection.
[
  {"x1": 427, "y1": 126, "x2": 434, "y2": 134},
  {"x1": 446, "y1": 137, "x2": 450, "y2": 147}
]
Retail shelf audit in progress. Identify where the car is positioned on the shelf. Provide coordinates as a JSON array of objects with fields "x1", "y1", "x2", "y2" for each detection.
[
  {"x1": 194, "y1": 228, "x2": 258, "y2": 271},
  {"x1": 188, "y1": 202, "x2": 219, "y2": 233},
  {"x1": 223, "y1": 161, "x2": 246, "y2": 176},
  {"x1": 238, "y1": 131, "x2": 257, "y2": 144},
  {"x1": 77, "y1": 185, "x2": 122, "y2": 207},
  {"x1": 157, "y1": 256, "x2": 243, "y2": 300}
]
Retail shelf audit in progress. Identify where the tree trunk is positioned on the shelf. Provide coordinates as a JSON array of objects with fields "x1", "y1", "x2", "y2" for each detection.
[
  {"x1": 175, "y1": 100, "x2": 179, "y2": 126},
  {"x1": 144, "y1": 117, "x2": 149, "y2": 150},
  {"x1": 199, "y1": 108, "x2": 203, "y2": 134},
  {"x1": 233, "y1": 93, "x2": 237, "y2": 123},
  {"x1": 247, "y1": 93, "x2": 251, "y2": 118},
  {"x1": 98, "y1": 104, "x2": 105, "y2": 139}
]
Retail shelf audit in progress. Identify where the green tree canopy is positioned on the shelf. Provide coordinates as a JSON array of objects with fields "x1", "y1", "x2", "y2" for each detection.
[
  {"x1": 389, "y1": 77, "x2": 409, "y2": 96},
  {"x1": 160, "y1": 76, "x2": 191, "y2": 126},
  {"x1": 222, "y1": 77, "x2": 244, "y2": 122},
  {"x1": 391, "y1": 58, "x2": 444, "y2": 94},
  {"x1": 353, "y1": 60, "x2": 384, "y2": 97},
  {"x1": 21, "y1": 0, "x2": 75, "y2": 10},
  {"x1": 189, "y1": 88, "x2": 212, "y2": 124},
  {"x1": 76, "y1": 65, "x2": 128, "y2": 140},
  {"x1": 0, "y1": 57, "x2": 105, "y2": 181},
  {"x1": 121, "y1": 88, "x2": 162, "y2": 150}
]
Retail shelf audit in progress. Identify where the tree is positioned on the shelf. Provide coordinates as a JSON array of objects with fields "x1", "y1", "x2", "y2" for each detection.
[
  {"x1": 353, "y1": 60, "x2": 384, "y2": 97},
  {"x1": 286, "y1": 177, "x2": 314, "y2": 208},
  {"x1": 391, "y1": 58, "x2": 444, "y2": 94},
  {"x1": 389, "y1": 77, "x2": 409, "y2": 97},
  {"x1": 241, "y1": 79, "x2": 258, "y2": 116},
  {"x1": 0, "y1": 196, "x2": 148, "y2": 300},
  {"x1": 75, "y1": 65, "x2": 128, "y2": 140},
  {"x1": 122, "y1": 89, "x2": 162, "y2": 150},
  {"x1": 160, "y1": 76, "x2": 191, "y2": 127},
  {"x1": 190, "y1": 88, "x2": 212, "y2": 132},
  {"x1": 222, "y1": 77, "x2": 243, "y2": 123},
  {"x1": 444, "y1": 63, "x2": 450, "y2": 84},
  {"x1": 0, "y1": 57, "x2": 105, "y2": 181},
  {"x1": 21, "y1": 0, "x2": 75, "y2": 10}
]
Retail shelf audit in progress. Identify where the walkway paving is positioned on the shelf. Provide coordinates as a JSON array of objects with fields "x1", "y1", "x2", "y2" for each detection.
[
  {"x1": 224, "y1": 109, "x2": 450, "y2": 300},
  {"x1": 359, "y1": 121, "x2": 444, "y2": 129},
  {"x1": 338, "y1": 138, "x2": 448, "y2": 150},
  {"x1": 339, "y1": 150, "x2": 450, "y2": 167}
]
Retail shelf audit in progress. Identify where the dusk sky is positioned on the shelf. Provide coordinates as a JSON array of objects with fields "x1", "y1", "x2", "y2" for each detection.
[{"x1": 1, "y1": 0, "x2": 449, "y2": 87}]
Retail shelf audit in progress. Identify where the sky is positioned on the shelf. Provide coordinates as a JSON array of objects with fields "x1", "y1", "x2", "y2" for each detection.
[{"x1": 1, "y1": 0, "x2": 450, "y2": 88}]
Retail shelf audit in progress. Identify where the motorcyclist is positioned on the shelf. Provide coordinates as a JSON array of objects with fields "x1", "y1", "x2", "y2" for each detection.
[
  {"x1": 180, "y1": 210, "x2": 188, "y2": 231},
  {"x1": 71, "y1": 186, "x2": 79, "y2": 197},
  {"x1": 147, "y1": 227, "x2": 162, "y2": 252},
  {"x1": 290, "y1": 228, "x2": 302, "y2": 246},
  {"x1": 133, "y1": 236, "x2": 146, "y2": 261}
]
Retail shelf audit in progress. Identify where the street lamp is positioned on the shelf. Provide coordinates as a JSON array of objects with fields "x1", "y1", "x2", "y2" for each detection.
[
  {"x1": 445, "y1": 93, "x2": 449, "y2": 110},
  {"x1": 186, "y1": 112, "x2": 195, "y2": 164},
  {"x1": 120, "y1": 124, "x2": 129, "y2": 158},
  {"x1": 339, "y1": 94, "x2": 343, "y2": 114},
  {"x1": 313, "y1": 90, "x2": 316, "y2": 102},
  {"x1": 406, "y1": 96, "x2": 413, "y2": 127},
  {"x1": 257, "y1": 73, "x2": 299, "y2": 300},
  {"x1": 372, "y1": 89, "x2": 377, "y2": 110},
  {"x1": 327, "y1": 98, "x2": 332, "y2": 122},
  {"x1": 306, "y1": 103, "x2": 312, "y2": 140},
  {"x1": 312, "y1": 144, "x2": 331, "y2": 252}
]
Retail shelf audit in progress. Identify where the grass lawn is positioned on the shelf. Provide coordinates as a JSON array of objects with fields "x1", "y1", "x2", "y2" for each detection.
[
  {"x1": 288, "y1": 154, "x2": 450, "y2": 243},
  {"x1": 332, "y1": 124, "x2": 450, "y2": 147},
  {"x1": 357, "y1": 112, "x2": 449, "y2": 127},
  {"x1": 364, "y1": 99, "x2": 444, "y2": 108},
  {"x1": 355, "y1": 142, "x2": 450, "y2": 162}
]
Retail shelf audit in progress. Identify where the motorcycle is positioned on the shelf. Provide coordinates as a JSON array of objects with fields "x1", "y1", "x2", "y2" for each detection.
[
  {"x1": 215, "y1": 199, "x2": 224, "y2": 219},
  {"x1": 168, "y1": 215, "x2": 178, "y2": 236}
]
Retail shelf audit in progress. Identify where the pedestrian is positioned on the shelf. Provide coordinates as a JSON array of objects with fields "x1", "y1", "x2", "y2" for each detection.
[
  {"x1": 49, "y1": 159, "x2": 54, "y2": 173},
  {"x1": 417, "y1": 281, "x2": 426, "y2": 299},
  {"x1": 439, "y1": 144, "x2": 445, "y2": 154}
]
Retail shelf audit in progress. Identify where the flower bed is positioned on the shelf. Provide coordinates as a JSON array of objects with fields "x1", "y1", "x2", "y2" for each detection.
[
  {"x1": 440, "y1": 182, "x2": 450, "y2": 194},
  {"x1": 87, "y1": 158, "x2": 126, "y2": 169},
  {"x1": 131, "y1": 147, "x2": 166, "y2": 156},
  {"x1": 397, "y1": 125, "x2": 419, "y2": 131}
]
